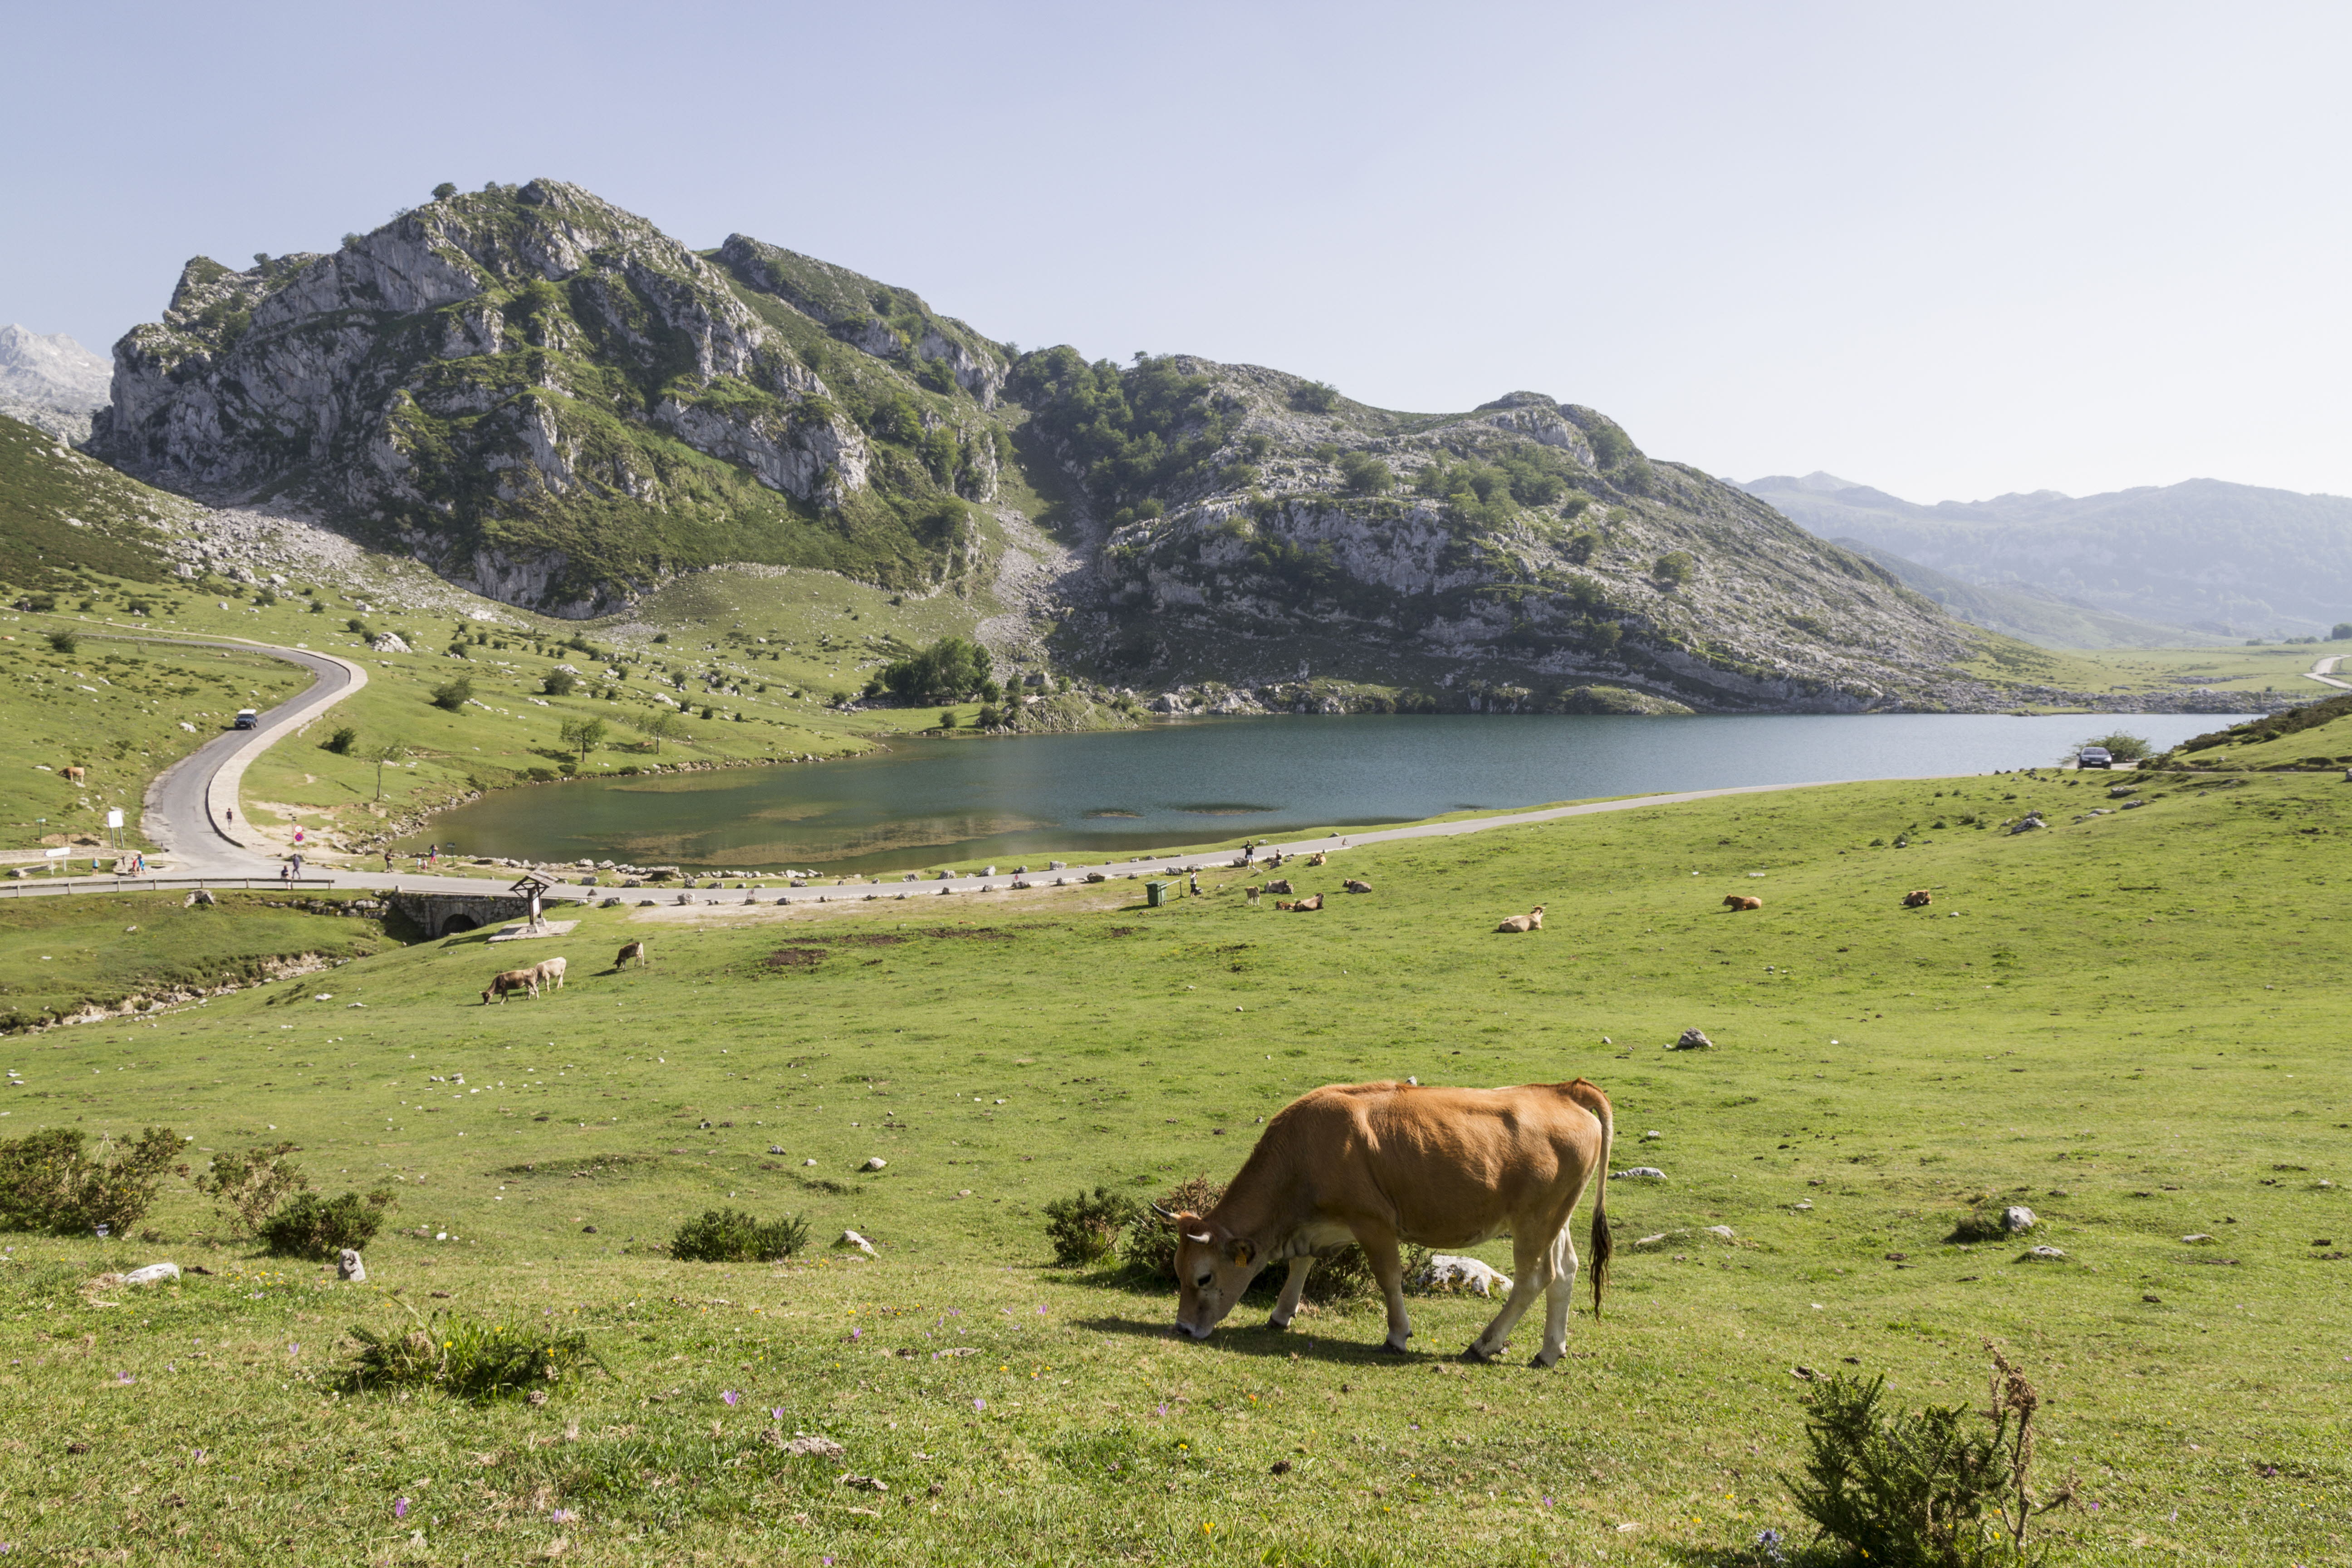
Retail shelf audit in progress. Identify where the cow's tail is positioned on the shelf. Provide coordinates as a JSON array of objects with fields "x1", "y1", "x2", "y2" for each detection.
[{"x1": 1568, "y1": 1078, "x2": 1614, "y2": 1319}]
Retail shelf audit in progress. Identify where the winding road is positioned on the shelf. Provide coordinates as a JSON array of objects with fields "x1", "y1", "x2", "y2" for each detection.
[{"x1": 2305, "y1": 653, "x2": 2351, "y2": 692}]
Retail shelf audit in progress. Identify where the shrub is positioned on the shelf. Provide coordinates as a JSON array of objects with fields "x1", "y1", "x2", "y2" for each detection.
[
  {"x1": 343, "y1": 1307, "x2": 604, "y2": 1400},
  {"x1": 431, "y1": 181, "x2": 457, "y2": 200},
  {"x1": 346, "y1": 618, "x2": 368, "y2": 634},
  {"x1": 47, "y1": 630, "x2": 77, "y2": 655},
  {"x1": 0, "y1": 1126, "x2": 183, "y2": 1235},
  {"x1": 1653, "y1": 551, "x2": 1695, "y2": 588},
  {"x1": 938, "y1": 709, "x2": 958, "y2": 731},
  {"x1": 322, "y1": 726, "x2": 358, "y2": 755},
  {"x1": 1337, "y1": 452, "x2": 1393, "y2": 495},
  {"x1": 194, "y1": 1141, "x2": 308, "y2": 1236},
  {"x1": 2333, "y1": 622, "x2": 2352, "y2": 641},
  {"x1": 542, "y1": 669, "x2": 578, "y2": 696},
  {"x1": 669, "y1": 1206, "x2": 809, "y2": 1262},
  {"x1": 1044, "y1": 1186, "x2": 1140, "y2": 1265},
  {"x1": 1784, "y1": 1351, "x2": 2057, "y2": 1567},
  {"x1": 430, "y1": 676, "x2": 474, "y2": 711},
  {"x1": 258, "y1": 1188, "x2": 395, "y2": 1258},
  {"x1": 1291, "y1": 380, "x2": 1340, "y2": 412}
]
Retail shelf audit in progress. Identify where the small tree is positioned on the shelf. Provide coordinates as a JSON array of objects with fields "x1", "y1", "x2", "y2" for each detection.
[
  {"x1": 323, "y1": 725, "x2": 358, "y2": 755},
  {"x1": 363, "y1": 743, "x2": 406, "y2": 800},
  {"x1": 1338, "y1": 451, "x2": 1394, "y2": 495},
  {"x1": 939, "y1": 709, "x2": 958, "y2": 731},
  {"x1": 1653, "y1": 551, "x2": 1695, "y2": 588},
  {"x1": 542, "y1": 669, "x2": 577, "y2": 696},
  {"x1": 558, "y1": 716, "x2": 608, "y2": 764},
  {"x1": 1291, "y1": 380, "x2": 1340, "y2": 412},
  {"x1": 47, "y1": 630, "x2": 76, "y2": 655},
  {"x1": 2332, "y1": 622, "x2": 2352, "y2": 641},
  {"x1": 431, "y1": 676, "x2": 474, "y2": 711},
  {"x1": 195, "y1": 1142, "x2": 308, "y2": 1237},
  {"x1": 2071, "y1": 731, "x2": 2153, "y2": 763},
  {"x1": 630, "y1": 711, "x2": 691, "y2": 753},
  {"x1": 431, "y1": 181, "x2": 457, "y2": 200}
]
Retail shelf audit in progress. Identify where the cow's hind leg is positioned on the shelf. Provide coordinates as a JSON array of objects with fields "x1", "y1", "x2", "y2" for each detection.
[
  {"x1": 1361, "y1": 1235, "x2": 1413, "y2": 1352},
  {"x1": 1534, "y1": 1222, "x2": 1581, "y2": 1367},
  {"x1": 1266, "y1": 1257, "x2": 1314, "y2": 1330},
  {"x1": 1466, "y1": 1229, "x2": 1557, "y2": 1363}
]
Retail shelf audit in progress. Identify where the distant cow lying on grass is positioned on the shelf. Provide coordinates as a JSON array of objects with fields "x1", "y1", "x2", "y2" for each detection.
[
  {"x1": 482, "y1": 968, "x2": 540, "y2": 1004},
  {"x1": 1155, "y1": 1075, "x2": 1614, "y2": 1365},
  {"x1": 1494, "y1": 906, "x2": 1545, "y2": 933},
  {"x1": 1904, "y1": 889, "x2": 1933, "y2": 907},
  {"x1": 1343, "y1": 879, "x2": 1372, "y2": 894},
  {"x1": 1306, "y1": 852, "x2": 1327, "y2": 866},
  {"x1": 1291, "y1": 893, "x2": 1323, "y2": 911},
  {"x1": 1722, "y1": 895, "x2": 1763, "y2": 911},
  {"x1": 1264, "y1": 879, "x2": 1295, "y2": 896},
  {"x1": 614, "y1": 941, "x2": 649, "y2": 968}
]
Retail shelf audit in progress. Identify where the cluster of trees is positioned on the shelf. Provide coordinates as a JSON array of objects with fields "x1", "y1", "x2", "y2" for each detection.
[
  {"x1": 876, "y1": 636, "x2": 996, "y2": 705},
  {"x1": 1009, "y1": 348, "x2": 1230, "y2": 516}
]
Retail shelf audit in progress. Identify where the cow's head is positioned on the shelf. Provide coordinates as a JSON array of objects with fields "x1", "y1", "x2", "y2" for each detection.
[{"x1": 1155, "y1": 1203, "x2": 1262, "y2": 1339}]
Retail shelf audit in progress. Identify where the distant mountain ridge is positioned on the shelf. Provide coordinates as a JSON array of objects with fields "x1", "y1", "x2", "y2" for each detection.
[
  {"x1": 0, "y1": 324, "x2": 111, "y2": 443},
  {"x1": 1740, "y1": 471, "x2": 2352, "y2": 638}
]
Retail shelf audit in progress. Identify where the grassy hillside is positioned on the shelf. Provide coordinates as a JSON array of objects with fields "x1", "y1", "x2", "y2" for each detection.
[
  {"x1": 0, "y1": 415, "x2": 176, "y2": 588},
  {"x1": 2, "y1": 770, "x2": 2344, "y2": 1563}
]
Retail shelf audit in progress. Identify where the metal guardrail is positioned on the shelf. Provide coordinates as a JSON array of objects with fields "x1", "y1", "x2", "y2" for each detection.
[{"x1": 2, "y1": 877, "x2": 344, "y2": 897}]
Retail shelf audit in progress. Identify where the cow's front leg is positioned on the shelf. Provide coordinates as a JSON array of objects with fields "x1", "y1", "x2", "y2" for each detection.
[
  {"x1": 1361, "y1": 1235, "x2": 1412, "y2": 1352},
  {"x1": 1468, "y1": 1229, "x2": 1555, "y2": 1363},
  {"x1": 1266, "y1": 1256, "x2": 1314, "y2": 1330}
]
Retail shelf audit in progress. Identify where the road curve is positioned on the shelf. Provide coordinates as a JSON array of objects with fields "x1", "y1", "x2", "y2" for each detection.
[
  {"x1": 130, "y1": 638, "x2": 369, "y2": 873},
  {"x1": 2305, "y1": 653, "x2": 2351, "y2": 692}
]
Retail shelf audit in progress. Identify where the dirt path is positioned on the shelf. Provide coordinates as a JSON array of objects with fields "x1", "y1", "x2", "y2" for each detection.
[{"x1": 2304, "y1": 653, "x2": 2351, "y2": 692}]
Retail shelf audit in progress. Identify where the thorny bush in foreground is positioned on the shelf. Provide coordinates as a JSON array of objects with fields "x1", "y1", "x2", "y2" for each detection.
[
  {"x1": 1044, "y1": 1186, "x2": 1140, "y2": 1265},
  {"x1": 668, "y1": 1206, "x2": 808, "y2": 1263},
  {"x1": 259, "y1": 1188, "x2": 395, "y2": 1259},
  {"x1": 1785, "y1": 1344, "x2": 2071, "y2": 1566},
  {"x1": 194, "y1": 1141, "x2": 309, "y2": 1237},
  {"x1": 0, "y1": 1125, "x2": 183, "y2": 1235}
]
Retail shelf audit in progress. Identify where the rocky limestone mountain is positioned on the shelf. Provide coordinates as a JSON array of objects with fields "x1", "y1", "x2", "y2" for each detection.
[
  {"x1": 92, "y1": 179, "x2": 1007, "y2": 616},
  {"x1": 0, "y1": 325, "x2": 112, "y2": 444},
  {"x1": 1743, "y1": 471, "x2": 2352, "y2": 638},
  {"x1": 84, "y1": 176, "x2": 2175, "y2": 712}
]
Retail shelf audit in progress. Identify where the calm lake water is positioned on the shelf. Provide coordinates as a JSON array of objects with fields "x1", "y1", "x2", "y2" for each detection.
[{"x1": 401, "y1": 712, "x2": 2239, "y2": 874}]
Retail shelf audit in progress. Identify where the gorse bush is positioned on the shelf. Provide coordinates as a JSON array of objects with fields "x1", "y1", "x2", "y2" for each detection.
[
  {"x1": 343, "y1": 1307, "x2": 604, "y2": 1401},
  {"x1": 1785, "y1": 1349, "x2": 2060, "y2": 1567},
  {"x1": 669, "y1": 1207, "x2": 809, "y2": 1262},
  {"x1": 0, "y1": 1126, "x2": 183, "y2": 1235},
  {"x1": 194, "y1": 1141, "x2": 309, "y2": 1237},
  {"x1": 1044, "y1": 1186, "x2": 1140, "y2": 1265},
  {"x1": 430, "y1": 676, "x2": 474, "y2": 711},
  {"x1": 259, "y1": 1188, "x2": 395, "y2": 1258}
]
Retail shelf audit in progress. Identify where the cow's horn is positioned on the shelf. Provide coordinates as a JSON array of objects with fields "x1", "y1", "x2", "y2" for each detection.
[
  {"x1": 1185, "y1": 1230, "x2": 1214, "y2": 1245},
  {"x1": 1149, "y1": 1201, "x2": 1178, "y2": 1223}
]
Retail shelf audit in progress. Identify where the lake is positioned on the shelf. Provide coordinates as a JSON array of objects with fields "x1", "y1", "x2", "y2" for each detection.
[{"x1": 399, "y1": 712, "x2": 2239, "y2": 873}]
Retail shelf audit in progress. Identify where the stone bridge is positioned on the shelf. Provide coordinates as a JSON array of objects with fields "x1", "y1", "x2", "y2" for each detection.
[{"x1": 389, "y1": 891, "x2": 536, "y2": 938}]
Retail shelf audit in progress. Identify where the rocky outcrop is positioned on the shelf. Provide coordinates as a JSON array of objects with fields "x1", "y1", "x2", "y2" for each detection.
[{"x1": 0, "y1": 324, "x2": 112, "y2": 443}]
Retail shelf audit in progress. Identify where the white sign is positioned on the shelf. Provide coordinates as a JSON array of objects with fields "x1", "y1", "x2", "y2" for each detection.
[
  {"x1": 107, "y1": 809, "x2": 124, "y2": 829},
  {"x1": 44, "y1": 847, "x2": 69, "y2": 859}
]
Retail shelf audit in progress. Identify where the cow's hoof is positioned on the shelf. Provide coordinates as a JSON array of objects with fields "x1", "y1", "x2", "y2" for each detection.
[
  {"x1": 1377, "y1": 1339, "x2": 1411, "y2": 1355},
  {"x1": 1531, "y1": 1349, "x2": 1563, "y2": 1369},
  {"x1": 1461, "y1": 1343, "x2": 1503, "y2": 1364},
  {"x1": 1264, "y1": 1316, "x2": 1292, "y2": 1333}
]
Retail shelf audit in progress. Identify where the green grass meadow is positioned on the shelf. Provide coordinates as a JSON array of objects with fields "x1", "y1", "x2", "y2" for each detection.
[{"x1": 2, "y1": 771, "x2": 2348, "y2": 1564}]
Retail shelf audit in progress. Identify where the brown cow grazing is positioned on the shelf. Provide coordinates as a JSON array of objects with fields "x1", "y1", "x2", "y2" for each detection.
[
  {"x1": 532, "y1": 956, "x2": 568, "y2": 990},
  {"x1": 1494, "y1": 905, "x2": 1545, "y2": 933},
  {"x1": 615, "y1": 941, "x2": 648, "y2": 968},
  {"x1": 1342, "y1": 878, "x2": 1372, "y2": 894},
  {"x1": 1903, "y1": 889, "x2": 1932, "y2": 907},
  {"x1": 63, "y1": 765, "x2": 86, "y2": 784},
  {"x1": 1722, "y1": 895, "x2": 1763, "y2": 911},
  {"x1": 1264, "y1": 879, "x2": 1295, "y2": 896},
  {"x1": 1291, "y1": 893, "x2": 1323, "y2": 911},
  {"x1": 1157, "y1": 1077, "x2": 1613, "y2": 1365},
  {"x1": 482, "y1": 968, "x2": 539, "y2": 1004}
]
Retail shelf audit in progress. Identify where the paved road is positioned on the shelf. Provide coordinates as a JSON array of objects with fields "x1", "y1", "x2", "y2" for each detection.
[
  {"x1": 2306, "y1": 653, "x2": 2351, "y2": 692},
  {"x1": 122, "y1": 636, "x2": 370, "y2": 874}
]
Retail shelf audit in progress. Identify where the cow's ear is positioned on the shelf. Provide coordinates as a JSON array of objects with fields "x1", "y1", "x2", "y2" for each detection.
[{"x1": 1225, "y1": 1239, "x2": 1255, "y2": 1268}]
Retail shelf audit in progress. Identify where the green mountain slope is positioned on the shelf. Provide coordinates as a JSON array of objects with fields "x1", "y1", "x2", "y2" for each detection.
[{"x1": 1832, "y1": 536, "x2": 2196, "y2": 649}]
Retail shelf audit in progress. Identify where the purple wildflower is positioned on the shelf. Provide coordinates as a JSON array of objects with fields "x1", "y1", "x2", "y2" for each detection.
[
  {"x1": 551, "y1": 1509, "x2": 577, "y2": 1524},
  {"x1": 850, "y1": 1327, "x2": 861, "y2": 1339},
  {"x1": 1037, "y1": 1305, "x2": 1046, "y2": 1315},
  {"x1": 1542, "y1": 1496, "x2": 1553, "y2": 1508},
  {"x1": 394, "y1": 1499, "x2": 409, "y2": 1519},
  {"x1": 1156, "y1": 1402, "x2": 1168, "y2": 1417},
  {"x1": 973, "y1": 1397, "x2": 986, "y2": 1411},
  {"x1": 771, "y1": 1407, "x2": 786, "y2": 1421},
  {"x1": 722, "y1": 1390, "x2": 739, "y2": 1406},
  {"x1": 116, "y1": 1372, "x2": 134, "y2": 1384}
]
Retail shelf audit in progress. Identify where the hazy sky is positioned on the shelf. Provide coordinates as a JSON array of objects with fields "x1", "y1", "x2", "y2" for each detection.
[{"x1": 7, "y1": 1, "x2": 2347, "y2": 502}]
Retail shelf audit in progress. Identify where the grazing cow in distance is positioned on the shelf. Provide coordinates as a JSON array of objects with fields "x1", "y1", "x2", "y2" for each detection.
[
  {"x1": 615, "y1": 941, "x2": 648, "y2": 968},
  {"x1": 1264, "y1": 879, "x2": 1295, "y2": 896},
  {"x1": 1903, "y1": 890, "x2": 1932, "y2": 907},
  {"x1": 1495, "y1": 905, "x2": 1545, "y2": 933},
  {"x1": 1291, "y1": 893, "x2": 1324, "y2": 911},
  {"x1": 1722, "y1": 895, "x2": 1763, "y2": 911},
  {"x1": 1245, "y1": 885, "x2": 1262, "y2": 905},
  {"x1": 1343, "y1": 878, "x2": 1372, "y2": 894},
  {"x1": 1156, "y1": 1076, "x2": 1614, "y2": 1365},
  {"x1": 532, "y1": 956, "x2": 568, "y2": 990},
  {"x1": 483, "y1": 968, "x2": 539, "y2": 1004},
  {"x1": 63, "y1": 765, "x2": 86, "y2": 784}
]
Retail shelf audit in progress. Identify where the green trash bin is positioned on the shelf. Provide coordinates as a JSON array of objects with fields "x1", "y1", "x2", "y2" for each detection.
[{"x1": 1145, "y1": 879, "x2": 1174, "y2": 907}]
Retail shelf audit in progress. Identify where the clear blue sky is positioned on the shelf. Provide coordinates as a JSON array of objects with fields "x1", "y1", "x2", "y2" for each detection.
[{"x1": 7, "y1": 1, "x2": 2347, "y2": 502}]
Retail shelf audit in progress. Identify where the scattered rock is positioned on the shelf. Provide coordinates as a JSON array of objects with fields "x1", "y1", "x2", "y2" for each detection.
[
  {"x1": 122, "y1": 1262, "x2": 179, "y2": 1286},
  {"x1": 184, "y1": 889, "x2": 216, "y2": 907},
  {"x1": 337, "y1": 1249, "x2": 366, "y2": 1283},
  {"x1": 768, "y1": 1145, "x2": 785, "y2": 1156},
  {"x1": 835, "y1": 1230, "x2": 877, "y2": 1256},
  {"x1": 860, "y1": 1156, "x2": 887, "y2": 1172},
  {"x1": 1704, "y1": 1225, "x2": 1736, "y2": 1239},
  {"x1": 1610, "y1": 1167, "x2": 1667, "y2": 1181},
  {"x1": 1671, "y1": 1028, "x2": 1713, "y2": 1050},
  {"x1": 766, "y1": 1432, "x2": 845, "y2": 1458},
  {"x1": 2001, "y1": 1205, "x2": 2038, "y2": 1235},
  {"x1": 1409, "y1": 1254, "x2": 1514, "y2": 1297},
  {"x1": 2181, "y1": 1233, "x2": 2217, "y2": 1244},
  {"x1": 2021, "y1": 1245, "x2": 2069, "y2": 1262}
]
